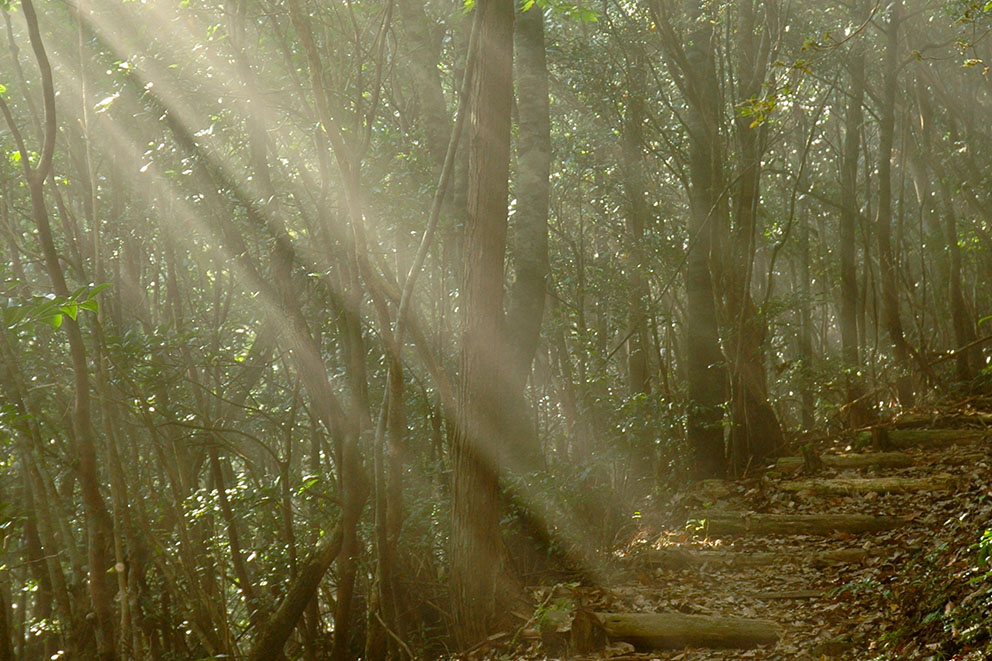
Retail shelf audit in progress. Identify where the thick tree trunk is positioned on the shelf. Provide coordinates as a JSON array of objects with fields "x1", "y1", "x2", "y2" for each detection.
[
  {"x1": 725, "y1": 0, "x2": 783, "y2": 469},
  {"x1": 680, "y1": 1, "x2": 728, "y2": 479},
  {"x1": 451, "y1": 0, "x2": 515, "y2": 646}
]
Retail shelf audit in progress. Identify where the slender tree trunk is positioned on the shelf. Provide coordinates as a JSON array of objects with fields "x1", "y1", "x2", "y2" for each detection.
[
  {"x1": 840, "y1": 11, "x2": 868, "y2": 424},
  {"x1": 504, "y1": 0, "x2": 551, "y2": 471},
  {"x1": 913, "y1": 81, "x2": 981, "y2": 383},
  {"x1": 622, "y1": 52, "x2": 651, "y2": 397},
  {"x1": 875, "y1": 0, "x2": 914, "y2": 406},
  {"x1": 799, "y1": 205, "x2": 814, "y2": 430},
  {"x1": 0, "y1": 2, "x2": 117, "y2": 655},
  {"x1": 936, "y1": 176, "x2": 978, "y2": 382},
  {"x1": 397, "y1": 0, "x2": 450, "y2": 170}
]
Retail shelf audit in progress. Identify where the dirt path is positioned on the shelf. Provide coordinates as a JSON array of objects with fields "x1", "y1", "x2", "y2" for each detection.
[{"x1": 509, "y1": 427, "x2": 992, "y2": 660}]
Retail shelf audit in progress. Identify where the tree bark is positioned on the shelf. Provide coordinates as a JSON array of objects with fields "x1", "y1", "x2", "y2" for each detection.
[{"x1": 451, "y1": 0, "x2": 515, "y2": 646}]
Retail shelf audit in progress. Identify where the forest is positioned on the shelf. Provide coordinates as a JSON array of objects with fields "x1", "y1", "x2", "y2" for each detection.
[{"x1": 1, "y1": 0, "x2": 992, "y2": 658}]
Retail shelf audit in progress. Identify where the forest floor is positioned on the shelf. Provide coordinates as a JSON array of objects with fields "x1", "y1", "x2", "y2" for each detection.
[{"x1": 476, "y1": 417, "x2": 992, "y2": 660}]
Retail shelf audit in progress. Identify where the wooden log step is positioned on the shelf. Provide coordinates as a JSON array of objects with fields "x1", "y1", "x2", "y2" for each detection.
[
  {"x1": 779, "y1": 474, "x2": 957, "y2": 496},
  {"x1": 776, "y1": 451, "x2": 915, "y2": 473},
  {"x1": 595, "y1": 611, "x2": 780, "y2": 649},
  {"x1": 687, "y1": 512, "x2": 907, "y2": 536},
  {"x1": 891, "y1": 412, "x2": 992, "y2": 429},
  {"x1": 747, "y1": 589, "x2": 821, "y2": 600},
  {"x1": 639, "y1": 547, "x2": 872, "y2": 569},
  {"x1": 856, "y1": 428, "x2": 988, "y2": 449}
]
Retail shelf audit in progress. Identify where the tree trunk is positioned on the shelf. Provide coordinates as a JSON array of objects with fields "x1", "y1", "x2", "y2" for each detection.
[
  {"x1": 679, "y1": 0, "x2": 728, "y2": 479},
  {"x1": 246, "y1": 525, "x2": 343, "y2": 661},
  {"x1": 725, "y1": 0, "x2": 783, "y2": 469},
  {"x1": 451, "y1": 0, "x2": 515, "y2": 646},
  {"x1": 622, "y1": 52, "x2": 651, "y2": 397},
  {"x1": 0, "y1": 3, "x2": 117, "y2": 655},
  {"x1": 397, "y1": 0, "x2": 450, "y2": 170},
  {"x1": 840, "y1": 7, "x2": 868, "y2": 424},
  {"x1": 503, "y1": 0, "x2": 551, "y2": 473},
  {"x1": 875, "y1": 0, "x2": 914, "y2": 406}
]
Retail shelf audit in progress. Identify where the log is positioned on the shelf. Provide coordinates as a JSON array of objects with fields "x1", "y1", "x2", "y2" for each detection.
[
  {"x1": 639, "y1": 548, "x2": 778, "y2": 569},
  {"x1": 892, "y1": 412, "x2": 992, "y2": 429},
  {"x1": 812, "y1": 548, "x2": 873, "y2": 566},
  {"x1": 639, "y1": 547, "x2": 871, "y2": 570},
  {"x1": 595, "y1": 612, "x2": 779, "y2": 649},
  {"x1": 776, "y1": 451, "x2": 915, "y2": 473},
  {"x1": 779, "y1": 474, "x2": 956, "y2": 496},
  {"x1": 855, "y1": 429, "x2": 988, "y2": 449},
  {"x1": 746, "y1": 590, "x2": 821, "y2": 600},
  {"x1": 940, "y1": 451, "x2": 988, "y2": 466},
  {"x1": 687, "y1": 512, "x2": 906, "y2": 536}
]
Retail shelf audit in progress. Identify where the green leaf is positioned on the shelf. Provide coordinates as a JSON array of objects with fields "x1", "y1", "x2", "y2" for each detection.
[
  {"x1": 985, "y1": 1, "x2": 992, "y2": 11},
  {"x1": 79, "y1": 300, "x2": 99, "y2": 314},
  {"x1": 521, "y1": 0, "x2": 536, "y2": 10},
  {"x1": 297, "y1": 475, "x2": 321, "y2": 495},
  {"x1": 59, "y1": 301, "x2": 78, "y2": 321},
  {"x1": 88, "y1": 282, "x2": 113, "y2": 299},
  {"x1": 46, "y1": 313, "x2": 63, "y2": 329},
  {"x1": 94, "y1": 94, "x2": 118, "y2": 113}
]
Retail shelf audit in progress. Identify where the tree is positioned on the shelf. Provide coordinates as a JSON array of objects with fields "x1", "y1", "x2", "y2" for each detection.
[{"x1": 450, "y1": 0, "x2": 515, "y2": 645}]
